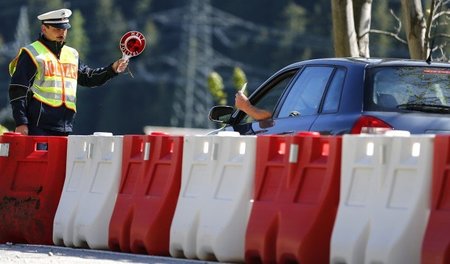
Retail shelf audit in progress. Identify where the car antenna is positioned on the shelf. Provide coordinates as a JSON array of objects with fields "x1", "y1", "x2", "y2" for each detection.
[
  {"x1": 425, "y1": 0, "x2": 437, "y2": 64},
  {"x1": 426, "y1": 36, "x2": 435, "y2": 64}
]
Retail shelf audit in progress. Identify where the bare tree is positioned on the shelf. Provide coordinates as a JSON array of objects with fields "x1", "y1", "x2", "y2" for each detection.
[
  {"x1": 332, "y1": 0, "x2": 449, "y2": 60},
  {"x1": 332, "y1": 0, "x2": 372, "y2": 57},
  {"x1": 354, "y1": 0, "x2": 373, "y2": 57},
  {"x1": 401, "y1": 0, "x2": 427, "y2": 59},
  {"x1": 332, "y1": 0, "x2": 359, "y2": 57}
]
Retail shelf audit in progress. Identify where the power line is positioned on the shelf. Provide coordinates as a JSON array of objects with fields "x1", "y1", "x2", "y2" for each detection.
[
  {"x1": 2, "y1": 2, "x2": 325, "y2": 129},
  {"x1": 137, "y1": 2, "x2": 282, "y2": 128},
  {"x1": 170, "y1": 0, "x2": 214, "y2": 129},
  {"x1": 0, "y1": 6, "x2": 29, "y2": 59}
]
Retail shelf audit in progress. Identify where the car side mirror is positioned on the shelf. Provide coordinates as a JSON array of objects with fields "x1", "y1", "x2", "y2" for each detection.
[{"x1": 208, "y1": 105, "x2": 235, "y2": 124}]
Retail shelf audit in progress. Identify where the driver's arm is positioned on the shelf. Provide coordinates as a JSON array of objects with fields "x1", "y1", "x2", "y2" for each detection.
[{"x1": 235, "y1": 91, "x2": 272, "y2": 120}]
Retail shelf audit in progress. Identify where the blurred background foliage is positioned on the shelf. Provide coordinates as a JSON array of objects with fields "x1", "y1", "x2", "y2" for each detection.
[{"x1": 0, "y1": 0, "x2": 414, "y2": 134}]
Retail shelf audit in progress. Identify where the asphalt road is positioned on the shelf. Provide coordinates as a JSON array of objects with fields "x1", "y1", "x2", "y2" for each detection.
[{"x1": 0, "y1": 244, "x2": 218, "y2": 264}]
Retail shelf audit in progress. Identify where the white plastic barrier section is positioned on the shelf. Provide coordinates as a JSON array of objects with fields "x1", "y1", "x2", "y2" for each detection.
[
  {"x1": 170, "y1": 132, "x2": 256, "y2": 262},
  {"x1": 331, "y1": 134, "x2": 388, "y2": 264},
  {"x1": 53, "y1": 133, "x2": 123, "y2": 249},
  {"x1": 331, "y1": 133, "x2": 434, "y2": 264},
  {"x1": 365, "y1": 134, "x2": 433, "y2": 264}
]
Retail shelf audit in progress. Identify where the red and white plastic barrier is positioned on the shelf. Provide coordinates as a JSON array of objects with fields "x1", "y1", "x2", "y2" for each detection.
[
  {"x1": 331, "y1": 132, "x2": 434, "y2": 264},
  {"x1": 0, "y1": 133, "x2": 67, "y2": 245},
  {"x1": 245, "y1": 133, "x2": 342, "y2": 264},
  {"x1": 108, "y1": 133, "x2": 183, "y2": 255},
  {"x1": 53, "y1": 133, "x2": 123, "y2": 249},
  {"x1": 170, "y1": 132, "x2": 256, "y2": 262},
  {"x1": 0, "y1": 130, "x2": 446, "y2": 263}
]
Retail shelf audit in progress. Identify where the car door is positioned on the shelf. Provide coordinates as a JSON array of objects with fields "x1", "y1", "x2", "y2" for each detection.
[
  {"x1": 308, "y1": 67, "x2": 352, "y2": 134},
  {"x1": 230, "y1": 66, "x2": 335, "y2": 135},
  {"x1": 229, "y1": 69, "x2": 299, "y2": 135},
  {"x1": 271, "y1": 66, "x2": 336, "y2": 134}
]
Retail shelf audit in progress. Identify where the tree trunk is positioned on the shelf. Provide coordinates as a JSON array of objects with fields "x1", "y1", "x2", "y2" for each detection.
[
  {"x1": 401, "y1": 0, "x2": 427, "y2": 59},
  {"x1": 354, "y1": 0, "x2": 372, "y2": 57},
  {"x1": 332, "y1": 0, "x2": 359, "y2": 57}
]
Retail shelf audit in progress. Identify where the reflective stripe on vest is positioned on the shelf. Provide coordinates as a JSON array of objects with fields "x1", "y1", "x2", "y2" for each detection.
[{"x1": 9, "y1": 41, "x2": 79, "y2": 111}]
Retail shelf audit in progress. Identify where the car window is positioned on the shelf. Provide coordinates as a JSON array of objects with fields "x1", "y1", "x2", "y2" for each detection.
[
  {"x1": 240, "y1": 71, "x2": 296, "y2": 124},
  {"x1": 366, "y1": 67, "x2": 450, "y2": 111},
  {"x1": 322, "y1": 68, "x2": 346, "y2": 113},
  {"x1": 278, "y1": 66, "x2": 334, "y2": 118}
]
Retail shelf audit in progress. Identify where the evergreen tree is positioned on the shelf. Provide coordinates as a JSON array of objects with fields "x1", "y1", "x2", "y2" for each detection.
[
  {"x1": 371, "y1": 1, "x2": 393, "y2": 57},
  {"x1": 75, "y1": 0, "x2": 127, "y2": 134},
  {"x1": 27, "y1": 0, "x2": 65, "y2": 36},
  {"x1": 273, "y1": 1, "x2": 309, "y2": 66},
  {"x1": 3, "y1": 0, "x2": 442, "y2": 135},
  {"x1": 369, "y1": 1, "x2": 408, "y2": 58},
  {"x1": 91, "y1": 0, "x2": 127, "y2": 64},
  {"x1": 232, "y1": 67, "x2": 247, "y2": 93},
  {"x1": 134, "y1": 0, "x2": 152, "y2": 17},
  {"x1": 66, "y1": 9, "x2": 89, "y2": 59},
  {"x1": 207, "y1": 71, "x2": 227, "y2": 105},
  {"x1": 0, "y1": 35, "x2": 5, "y2": 65}
]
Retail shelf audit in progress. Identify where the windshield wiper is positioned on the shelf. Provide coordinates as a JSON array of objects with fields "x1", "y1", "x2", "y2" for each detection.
[{"x1": 397, "y1": 103, "x2": 450, "y2": 113}]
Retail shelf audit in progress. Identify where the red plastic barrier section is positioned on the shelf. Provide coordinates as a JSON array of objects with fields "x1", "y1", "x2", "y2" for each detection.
[
  {"x1": 0, "y1": 133, "x2": 67, "y2": 244},
  {"x1": 109, "y1": 134, "x2": 183, "y2": 255},
  {"x1": 245, "y1": 134, "x2": 342, "y2": 263},
  {"x1": 422, "y1": 135, "x2": 450, "y2": 264}
]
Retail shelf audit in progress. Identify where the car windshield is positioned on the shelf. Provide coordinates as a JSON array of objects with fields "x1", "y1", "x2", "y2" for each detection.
[{"x1": 366, "y1": 66, "x2": 450, "y2": 113}]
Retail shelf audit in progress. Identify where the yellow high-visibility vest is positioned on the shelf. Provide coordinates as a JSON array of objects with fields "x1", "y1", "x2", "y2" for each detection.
[{"x1": 9, "y1": 41, "x2": 79, "y2": 111}]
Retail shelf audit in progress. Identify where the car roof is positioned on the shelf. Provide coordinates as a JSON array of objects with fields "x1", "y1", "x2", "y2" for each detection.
[{"x1": 283, "y1": 57, "x2": 450, "y2": 70}]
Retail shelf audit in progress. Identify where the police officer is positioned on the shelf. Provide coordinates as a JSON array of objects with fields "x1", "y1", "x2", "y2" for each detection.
[{"x1": 8, "y1": 8, "x2": 129, "y2": 136}]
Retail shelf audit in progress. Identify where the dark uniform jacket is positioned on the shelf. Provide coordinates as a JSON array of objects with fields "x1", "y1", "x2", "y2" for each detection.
[{"x1": 9, "y1": 34, "x2": 118, "y2": 134}]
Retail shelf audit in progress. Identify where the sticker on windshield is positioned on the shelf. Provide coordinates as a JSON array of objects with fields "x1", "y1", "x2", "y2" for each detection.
[{"x1": 423, "y1": 69, "x2": 450, "y2": 74}]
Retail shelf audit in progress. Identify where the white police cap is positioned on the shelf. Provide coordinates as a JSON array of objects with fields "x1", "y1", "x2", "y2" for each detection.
[{"x1": 37, "y1": 9, "x2": 72, "y2": 29}]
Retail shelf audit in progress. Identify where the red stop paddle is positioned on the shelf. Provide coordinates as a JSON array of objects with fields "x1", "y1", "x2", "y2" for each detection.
[{"x1": 119, "y1": 31, "x2": 146, "y2": 61}]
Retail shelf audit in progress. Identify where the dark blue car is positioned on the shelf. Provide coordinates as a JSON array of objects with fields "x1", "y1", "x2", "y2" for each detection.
[{"x1": 209, "y1": 58, "x2": 450, "y2": 135}]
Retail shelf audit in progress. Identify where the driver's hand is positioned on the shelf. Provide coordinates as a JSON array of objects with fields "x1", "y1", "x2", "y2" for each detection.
[{"x1": 235, "y1": 91, "x2": 251, "y2": 112}]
